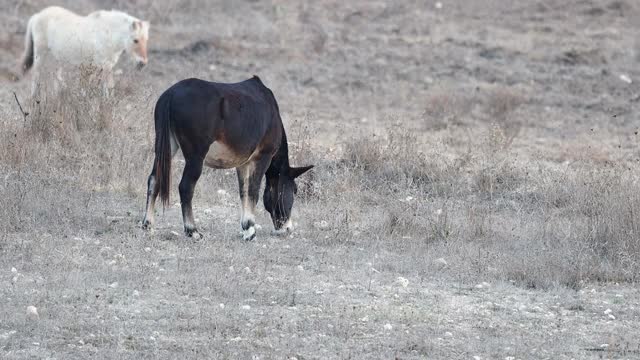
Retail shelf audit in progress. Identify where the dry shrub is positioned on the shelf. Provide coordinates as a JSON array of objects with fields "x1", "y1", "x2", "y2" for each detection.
[
  {"x1": 496, "y1": 163, "x2": 640, "y2": 289},
  {"x1": 319, "y1": 126, "x2": 640, "y2": 289},
  {"x1": 340, "y1": 129, "x2": 464, "y2": 196},
  {"x1": 423, "y1": 91, "x2": 474, "y2": 130},
  {"x1": 28, "y1": 64, "x2": 123, "y2": 143},
  {"x1": 0, "y1": 64, "x2": 154, "y2": 235},
  {"x1": 472, "y1": 124, "x2": 524, "y2": 199},
  {"x1": 484, "y1": 87, "x2": 524, "y2": 147}
]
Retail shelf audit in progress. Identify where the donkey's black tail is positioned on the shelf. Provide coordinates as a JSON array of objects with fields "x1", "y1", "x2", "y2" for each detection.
[{"x1": 154, "y1": 93, "x2": 173, "y2": 208}]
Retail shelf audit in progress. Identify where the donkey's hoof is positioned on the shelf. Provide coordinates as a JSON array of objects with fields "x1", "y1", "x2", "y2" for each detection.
[
  {"x1": 141, "y1": 220, "x2": 152, "y2": 230},
  {"x1": 185, "y1": 229, "x2": 203, "y2": 240},
  {"x1": 272, "y1": 228, "x2": 291, "y2": 237},
  {"x1": 242, "y1": 227, "x2": 256, "y2": 241}
]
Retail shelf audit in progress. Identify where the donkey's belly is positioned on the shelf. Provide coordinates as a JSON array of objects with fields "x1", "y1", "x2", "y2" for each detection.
[{"x1": 204, "y1": 141, "x2": 251, "y2": 169}]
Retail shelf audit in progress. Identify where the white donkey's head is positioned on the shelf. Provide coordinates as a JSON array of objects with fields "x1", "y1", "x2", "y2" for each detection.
[
  {"x1": 125, "y1": 18, "x2": 150, "y2": 69},
  {"x1": 90, "y1": 10, "x2": 151, "y2": 69}
]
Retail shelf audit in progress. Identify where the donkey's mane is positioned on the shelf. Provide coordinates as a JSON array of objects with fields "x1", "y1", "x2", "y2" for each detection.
[{"x1": 88, "y1": 9, "x2": 138, "y2": 22}]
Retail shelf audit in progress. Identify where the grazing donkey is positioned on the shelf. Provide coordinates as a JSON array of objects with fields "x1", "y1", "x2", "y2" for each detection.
[
  {"x1": 142, "y1": 76, "x2": 313, "y2": 240},
  {"x1": 21, "y1": 6, "x2": 149, "y2": 94}
]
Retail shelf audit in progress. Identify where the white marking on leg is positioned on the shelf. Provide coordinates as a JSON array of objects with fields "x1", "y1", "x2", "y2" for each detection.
[
  {"x1": 170, "y1": 131, "x2": 179, "y2": 156},
  {"x1": 143, "y1": 196, "x2": 156, "y2": 227},
  {"x1": 272, "y1": 219, "x2": 293, "y2": 236},
  {"x1": 283, "y1": 218, "x2": 293, "y2": 232},
  {"x1": 240, "y1": 164, "x2": 257, "y2": 240},
  {"x1": 242, "y1": 226, "x2": 256, "y2": 241}
]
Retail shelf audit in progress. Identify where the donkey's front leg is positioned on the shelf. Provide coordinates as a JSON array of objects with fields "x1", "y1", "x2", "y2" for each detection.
[
  {"x1": 179, "y1": 159, "x2": 204, "y2": 239},
  {"x1": 237, "y1": 155, "x2": 271, "y2": 241}
]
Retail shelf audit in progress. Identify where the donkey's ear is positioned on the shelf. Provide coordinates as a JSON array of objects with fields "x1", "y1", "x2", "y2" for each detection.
[{"x1": 289, "y1": 165, "x2": 314, "y2": 178}]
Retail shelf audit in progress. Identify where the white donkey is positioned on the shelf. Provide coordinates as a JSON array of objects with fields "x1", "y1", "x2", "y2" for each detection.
[{"x1": 21, "y1": 6, "x2": 150, "y2": 95}]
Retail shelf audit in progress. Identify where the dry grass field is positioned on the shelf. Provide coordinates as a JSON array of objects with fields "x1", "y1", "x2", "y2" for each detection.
[{"x1": 2, "y1": 0, "x2": 640, "y2": 358}]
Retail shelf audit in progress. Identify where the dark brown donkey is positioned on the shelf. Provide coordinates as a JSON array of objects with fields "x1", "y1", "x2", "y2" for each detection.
[{"x1": 142, "y1": 76, "x2": 313, "y2": 240}]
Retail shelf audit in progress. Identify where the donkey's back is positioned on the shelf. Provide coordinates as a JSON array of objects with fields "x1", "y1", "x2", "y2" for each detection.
[{"x1": 158, "y1": 77, "x2": 281, "y2": 166}]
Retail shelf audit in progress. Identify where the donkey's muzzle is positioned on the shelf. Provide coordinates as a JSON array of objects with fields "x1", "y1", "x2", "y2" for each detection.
[{"x1": 136, "y1": 60, "x2": 147, "y2": 70}]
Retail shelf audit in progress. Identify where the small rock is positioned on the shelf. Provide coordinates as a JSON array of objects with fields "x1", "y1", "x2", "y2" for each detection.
[
  {"x1": 144, "y1": 247, "x2": 151, "y2": 252},
  {"x1": 109, "y1": 282, "x2": 118, "y2": 289},
  {"x1": 608, "y1": 314, "x2": 616, "y2": 320},
  {"x1": 241, "y1": 305, "x2": 251, "y2": 310},
  {"x1": 384, "y1": 323, "x2": 393, "y2": 330},
  {"x1": 26, "y1": 306, "x2": 39, "y2": 320},
  {"x1": 244, "y1": 267, "x2": 251, "y2": 274},
  {"x1": 360, "y1": 316, "x2": 369, "y2": 322},
  {"x1": 619, "y1": 74, "x2": 632, "y2": 84},
  {"x1": 217, "y1": 189, "x2": 227, "y2": 195},
  {"x1": 297, "y1": 265, "x2": 304, "y2": 271},
  {"x1": 11, "y1": 267, "x2": 17, "y2": 273},
  {"x1": 396, "y1": 277, "x2": 409, "y2": 288},
  {"x1": 604, "y1": 308, "x2": 612, "y2": 315},
  {"x1": 445, "y1": 331, "x2": 453, "y2": 337},
  {"x1": 314, "y1": 220, "x2": 330, "y2": 230},
  {"x1": 133, "y1": 290, "x2": 140, "y2": 297},
  {"x1": 219, "y1": 303, "x2": 225, "y2": 309},
  {"x1": 209, "y1": 64, "x2": 217, "y2": 71},
  {"x1": 435, "y1": 2, "x2": 443, "y2": 9}
]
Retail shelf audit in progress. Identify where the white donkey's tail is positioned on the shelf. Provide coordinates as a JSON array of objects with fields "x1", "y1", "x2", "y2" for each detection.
[{"x1": 21, "y1": 16, "x2": 35, "y2": 74}]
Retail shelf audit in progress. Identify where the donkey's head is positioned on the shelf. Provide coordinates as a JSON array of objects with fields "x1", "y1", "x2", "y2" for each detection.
[
  {"x1": 264, "y1": 164, "x2": 313, "y2": 233},
  {"x1": 126, "y1": 19, "x2": 150, "y2": 69}
]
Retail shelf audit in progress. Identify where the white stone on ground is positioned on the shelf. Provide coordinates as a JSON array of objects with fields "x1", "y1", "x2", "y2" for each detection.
[
  {"x1": 619, "y1": 74, "x2": 632, "y2": 84},
  {"x1": 396, "y1": 277, "x2": 409, "y2": 288},
  {"x1": 26, "y1": 306, "x2": 39, "y2": 320}
]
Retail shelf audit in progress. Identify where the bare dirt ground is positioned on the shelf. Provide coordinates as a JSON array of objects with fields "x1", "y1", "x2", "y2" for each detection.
[{"x1": 2, "y1": 0, "x2": 640, "y2": 359}]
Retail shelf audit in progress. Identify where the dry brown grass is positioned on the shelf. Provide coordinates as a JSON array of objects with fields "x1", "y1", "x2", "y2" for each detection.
[{"x1": 297, "y1": 125, "x2": 640, "y2": 290}]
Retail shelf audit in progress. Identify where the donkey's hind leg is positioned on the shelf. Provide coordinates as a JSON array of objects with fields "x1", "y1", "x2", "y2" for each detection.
[
  {"x1": 236, "y1": 155, "x2": 272, "y2": 241},
  {"x1": 142, "y1": 162, "x2": 159, "y2": 230},
  {"x1": 179, "y1": 159, "x2": 204, "y2": 238},
  {"x1": 143, "y1": 135, "x2": 179, "y2": 230}
]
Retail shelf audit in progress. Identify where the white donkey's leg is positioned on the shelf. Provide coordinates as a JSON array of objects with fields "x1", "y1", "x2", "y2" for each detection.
[{"x1": 102, "y1": 70, "x2": 115, "y2": 97}]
